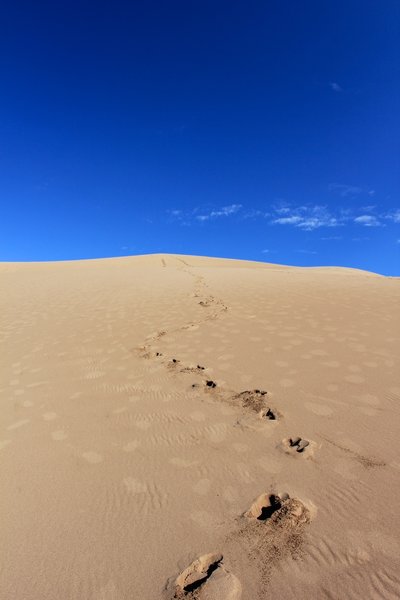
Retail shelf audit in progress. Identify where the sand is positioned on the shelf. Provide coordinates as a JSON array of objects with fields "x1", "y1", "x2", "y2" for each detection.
[{"x1": 1, "y1": 253, "x2": 399, "y2": 599}]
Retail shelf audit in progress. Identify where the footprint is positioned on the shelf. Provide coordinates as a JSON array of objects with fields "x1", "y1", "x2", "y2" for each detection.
[
  {"x1": 281, "y1": 437, "x2": 311, "y2": 454},
  {"x1": 181, "y1": 364, "x2": 206, "y2": 374},
  {"x1": 205, "y1": 380, "x2": 217, "y2": 389},
  {"x1": 246, "y1": 492, "x2": 310, "y2": 527},
  {"x1": 246, "y1": 492, "x2": 289, "y2": 520},
  {"x1": 235, "y1": 390, "x2": 267, "y2": 413},
  {"x1": 259, "y1": 407, "x2": 279, "y2": 421},
  {"x1": 174, "y1": 553, "x2": 223, "y2": 596},
  {"x1": 199, "y1": 297, "x2": 214, "y2": 308}
]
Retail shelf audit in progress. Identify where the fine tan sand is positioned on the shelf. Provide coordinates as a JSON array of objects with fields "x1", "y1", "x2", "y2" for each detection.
[{"x1": 1, "y1": 253, "x2": 399, "y2": 599}]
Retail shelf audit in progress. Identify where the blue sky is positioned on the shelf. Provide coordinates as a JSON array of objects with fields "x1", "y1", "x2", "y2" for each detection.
[{"x1": 1, "y1": 0, "x2": 399, "y2": 274}]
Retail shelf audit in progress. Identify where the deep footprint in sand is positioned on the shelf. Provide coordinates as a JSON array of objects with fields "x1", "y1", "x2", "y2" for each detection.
[
  {"x1": 281, "y1": 437, "x2": 314, "y2": 456},
  {"x1": 205, "y1": 380, "x2": 217, "y2": 389},
  {"x1": 246, "y1": 492, "x2": 310, "y2": 527},
  {"x1": 190, "y1": 380, "x2": 217, "y2": 390},
  {"x1": 246, "y1": 492, "x2": 288, "y2": 520},
  {"x1": 173, "y1": 554, "x2": 241, "y2": 599},
  {"x1": 174, "y1": 553, "x2": 222, "y2": 596},
  {"x1": 288, "y1": 437, "x2": 309, "y2": 452},
  {"x1": 259, "y1": 407, "x2": 280, "y2": 421}
]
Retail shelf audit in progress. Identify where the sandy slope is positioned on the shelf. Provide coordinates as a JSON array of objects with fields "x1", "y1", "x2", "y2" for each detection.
[{"x1": 1, "y1": 253, "x2": 399, "y2": 600}]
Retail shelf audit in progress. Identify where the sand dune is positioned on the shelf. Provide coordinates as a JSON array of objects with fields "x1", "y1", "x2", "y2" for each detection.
[{"x1": 1, "y1": 253, "x2": 399, "y2": 599}]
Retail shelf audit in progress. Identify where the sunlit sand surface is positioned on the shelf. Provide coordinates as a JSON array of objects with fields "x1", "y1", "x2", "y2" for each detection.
[{"x1": 1, "y1": 254, "x2": 399, "y2": 599}]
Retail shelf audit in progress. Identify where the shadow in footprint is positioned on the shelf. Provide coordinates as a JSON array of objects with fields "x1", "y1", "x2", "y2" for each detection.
[
  {"x1": 174, "y1": 553, "x2": 223, "y2": 597},
  {"x1": 247, "y1": 492, "x2": 288, "y2": 520},
  {"x1": 205, "y1": 380, "x2": 217, "y2": 388},
  {"x1": 184, "y1": 561, "x2": 220, "y2": 593},
  {"x1": 263, "y1": 408, "x2": 277, "y2": 420},
  {"x1": 257, "y1": 494, "x2": 282, "y2": 521},
  {"x1": 281, "y1": 437, "x2": 312, "y2": 456},
  {"x1": 246, "y1": 492, "x2": 311, "y2": 528},
  {"x1": 289, "y1": 437, "x2": 309, "y2": 453}
]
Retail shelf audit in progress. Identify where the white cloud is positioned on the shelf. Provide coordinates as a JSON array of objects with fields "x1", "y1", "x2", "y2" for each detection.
[
  {"x1": 385, "y1": 209, "x2": 400, "y2": 223},
  {"x1": 329, "y1": 183, "x2": 372, "y2": 197},
  {"x1": 274, "y1": 206, "x2": 291, "y2": 215},
  {"x1": 166, "y1": 202, "x2": 399, "y2": 232},
  {"x1": 195, "y1": 204, "x2": 242, "y2": 221},
  {"x1": 354, "y1": 215, "x2": 381, "y2": 227},
  {"x1": 209, "y1": 204, "x2": 242, "y2": 218},
  {"x1": 330, "y1": 82, "x2": 343, "y2": 92},
  {"x1": 167, "y1": 204, "x2": 242, "y2": 224},
  {"x1": 273, "y1": 216, "x2": 303, "y2": 226},
  {"x1": 271, "y1": 205, "x2": 341, "y2": 230}
]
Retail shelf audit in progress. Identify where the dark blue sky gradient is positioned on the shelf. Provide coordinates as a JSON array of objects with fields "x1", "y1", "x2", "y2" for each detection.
[{"x1": 1, "y1": 1, "x2": 399, "y2": 274}]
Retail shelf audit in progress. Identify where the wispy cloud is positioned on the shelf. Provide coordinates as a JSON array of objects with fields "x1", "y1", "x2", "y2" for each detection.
[
  {"x1": 354, "y1": 215, "x2": 382, "y2": 227},
  {"x1": 329, "y1": 82, "x2": 343, "y2": 92},
  {"x1": 386, "y1": 209, "x2": 400, "y2": 223},
  {"x1": 195, "y1": 204, "x2": 242, "y2": 221},
  {"x1": 167, "y1": 202, "x2": 400, "y2": 233},
  {"x1": 269, "y1": 203, "x2": 400, "y2": 230},
  {"x1": 329, "y1": 183, "x2": 375, "y2": 197},
  {"x1": 167, "y1": 204, "x2": 242, "y2": 225},
  {"x1": 271, "y1": 205, "x2": 340, "y2": 230},
  {"x1": 273, "y1": 215, "x2": 303, "y2": 226},
  {"x1": 243, "y1": 209, "x2": 269, "y2": 219}
]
